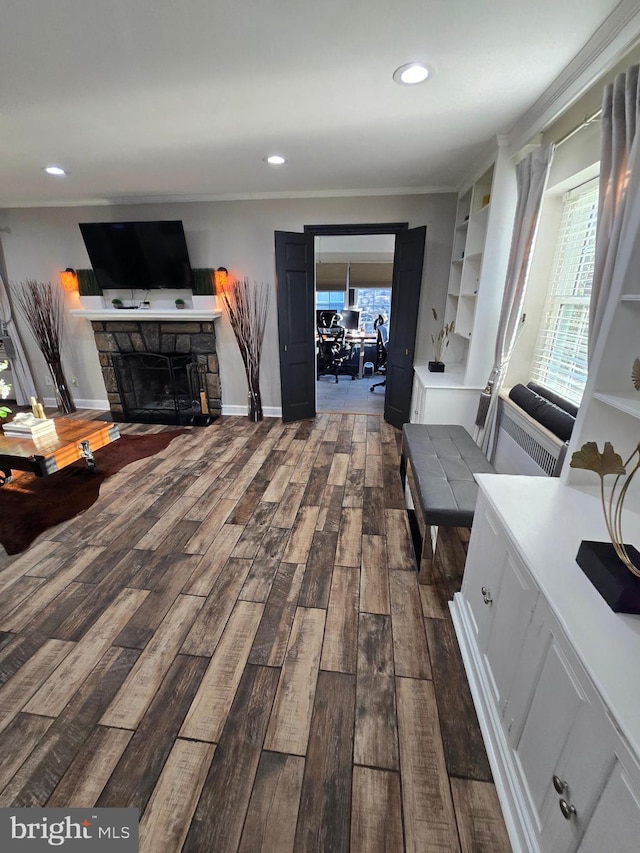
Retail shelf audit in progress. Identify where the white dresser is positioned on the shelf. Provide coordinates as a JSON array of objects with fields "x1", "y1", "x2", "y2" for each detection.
[{"x1": 451, "y1": 475, "x2": 640, "y2": 853}]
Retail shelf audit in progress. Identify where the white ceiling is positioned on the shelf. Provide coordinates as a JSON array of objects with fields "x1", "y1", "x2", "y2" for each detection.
[{"x1": 0, "y1": 0, "x2": 631, "y2": 207}]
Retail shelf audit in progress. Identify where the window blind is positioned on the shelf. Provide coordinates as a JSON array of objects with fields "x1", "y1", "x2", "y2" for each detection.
[{"x1": 530, "y1": 180, "x2": 599, "y2": 405}]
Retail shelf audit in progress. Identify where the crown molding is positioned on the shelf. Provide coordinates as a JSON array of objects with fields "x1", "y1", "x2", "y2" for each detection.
[
  {"x1": 455, "y1": 137, "x2": 508, "y2": 195},
  {"x1": 1, "y1": 185, "x2": 458, "y2": 210},
  {"x1": 507, "y1": 0, "x2": 640, "y2": 152}
]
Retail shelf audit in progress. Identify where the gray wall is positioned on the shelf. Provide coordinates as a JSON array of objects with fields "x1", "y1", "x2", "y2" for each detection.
[{"x1": 0, "y1": 193, "x2": 456, "y2": 414}]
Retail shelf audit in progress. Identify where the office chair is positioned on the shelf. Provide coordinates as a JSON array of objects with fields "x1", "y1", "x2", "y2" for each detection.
[
  {"x1": 370, "y1": 317, "x2": 388, "y2": 392},
  {"x1": 317, "y1": 325, "x2": 355, "y2": 383}
]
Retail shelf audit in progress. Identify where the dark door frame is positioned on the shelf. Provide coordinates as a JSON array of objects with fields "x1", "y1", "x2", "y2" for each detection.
[{"x1": 304, "y1": 222, "x2": 408, "y2": 237}]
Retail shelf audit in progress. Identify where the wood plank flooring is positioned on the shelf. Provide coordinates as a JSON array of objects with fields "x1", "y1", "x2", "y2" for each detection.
[{"x1": 0, "y1": 412, "x2": 511, "y2": 852}]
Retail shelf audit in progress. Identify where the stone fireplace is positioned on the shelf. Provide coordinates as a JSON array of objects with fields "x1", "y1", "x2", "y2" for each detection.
[{"x1": 88, "y1": 317, "x2": 221, "y2": 424}]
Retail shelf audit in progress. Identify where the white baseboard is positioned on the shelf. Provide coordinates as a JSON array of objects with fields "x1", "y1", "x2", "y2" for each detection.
[
  {"x1": 221, "y1": 404, "x2": 282, "y2": 418},
  {"x1": 449, "y1": 593, "x2": 540, "y2": 853},
  {"x1": 43, "y1": 396, "x2": 110, "y2": 410},
  {"x1": 43, "y1": 398, "x2": 283, "y2": 419}
]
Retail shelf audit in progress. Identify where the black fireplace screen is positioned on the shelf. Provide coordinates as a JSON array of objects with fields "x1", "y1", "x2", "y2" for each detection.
[{"x1": 112, "y1": 352, "x2": 206, "y2": 425}]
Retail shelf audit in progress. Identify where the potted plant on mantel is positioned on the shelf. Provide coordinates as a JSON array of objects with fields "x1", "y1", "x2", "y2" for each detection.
[
  {"x1": 569, "y1": 358, "x2": 640, "y2": 614},
  {"x1": 429, "y1": 309, "x2": 454, "y2": 372}
]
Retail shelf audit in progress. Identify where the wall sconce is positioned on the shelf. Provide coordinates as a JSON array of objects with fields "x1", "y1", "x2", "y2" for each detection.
[
  {"x1": 59, "y1": 268, "x2": 78, "y2": 293},
  {"x1": 214, "y1": 267, "x2": 228, "y2": 292}
]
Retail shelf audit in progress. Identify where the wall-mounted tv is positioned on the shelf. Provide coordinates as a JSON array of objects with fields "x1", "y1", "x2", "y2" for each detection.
[{"x1": 78, "y1": 220, "x2": 193, "y2": 290}]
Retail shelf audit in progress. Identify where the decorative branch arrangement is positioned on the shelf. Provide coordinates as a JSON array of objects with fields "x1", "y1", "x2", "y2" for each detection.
[
  {"x1": 431, "y1": 308, "x2": 455, "y2": 363},
  {"x1": 218, "y1": 277, "x2": 269, "y2": 421},
  {"x1": 570, "y1": 441, "x2": 640, "y2": 577},
  {"x1": 11, "y1": 280, "x2": 76, "y2": 414}
]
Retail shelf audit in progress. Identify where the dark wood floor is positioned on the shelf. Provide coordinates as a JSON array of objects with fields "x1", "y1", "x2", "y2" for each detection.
[{"x1": 0, "y1": 412, "x2": 511, "y2": 852}]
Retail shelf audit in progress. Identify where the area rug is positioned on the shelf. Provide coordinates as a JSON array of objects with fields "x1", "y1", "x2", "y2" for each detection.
[{"x1": 0, "y1": 428, "x2": 188, "y2": 556}]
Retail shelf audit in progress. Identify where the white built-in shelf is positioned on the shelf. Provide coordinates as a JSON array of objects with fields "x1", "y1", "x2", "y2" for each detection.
[
  {"x1": 452, "y1": 257, "x2": 464, "y2": 265},
  {"x1": 464, "y1": 251, "x2": 483, "y2": 262},
  {"x1": 593, "y1": 391, "x2": 640, "y2": 419},
  {"x1": 70, "y1": 308, "x2": 222, "y2": 321},
  {"x1": 621, "y1": 294, "x2": 640, "y2": 302},
  {"x1": 456, "y1": 221, "x2": 469, "y2": 231},
  {"x1": 413, "y1": 362, "x2": 470, "y2": 388}
]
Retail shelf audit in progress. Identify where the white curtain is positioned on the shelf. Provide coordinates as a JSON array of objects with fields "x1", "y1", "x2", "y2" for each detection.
[
  {"x1": 0, "y1": 270, "x2": 37, "y2": 406},
  {"x1": 475, "y1": 144, "x2": 554, "y2": 455},
  {"x1": 589, "y1": 65, "x2": 640, "y2": 364}
]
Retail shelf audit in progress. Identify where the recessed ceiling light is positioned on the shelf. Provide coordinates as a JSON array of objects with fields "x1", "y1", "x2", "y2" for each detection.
[
  {"x1": 393, "y1": 63, "x2": 431, "y2": 85},
  {"x1": 44, "y1": 165, "x2": 67, "y2": 176},
  {"x1": 264, "y1": 155, "x2": 286, "y2": 165}
]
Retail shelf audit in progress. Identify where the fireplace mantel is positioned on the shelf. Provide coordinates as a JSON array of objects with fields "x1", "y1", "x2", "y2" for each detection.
[{"x1": 70, "y1": 308, "x2": 222, "y2": 321}]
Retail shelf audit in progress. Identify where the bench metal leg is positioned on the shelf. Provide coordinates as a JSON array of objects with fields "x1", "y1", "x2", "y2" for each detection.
[{"x1": 418, "y1": 525, "x2": 439, "y2": 584}]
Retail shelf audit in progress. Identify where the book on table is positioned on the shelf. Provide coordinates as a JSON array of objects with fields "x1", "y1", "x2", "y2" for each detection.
[{"x1": 2, "y1": 415, "x2": 57, "y2": 438}]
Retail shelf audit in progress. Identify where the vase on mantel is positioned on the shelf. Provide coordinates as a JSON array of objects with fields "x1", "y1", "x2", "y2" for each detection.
[{"x1": 48, "y1": 359, "x2": 76, "y2": 414}]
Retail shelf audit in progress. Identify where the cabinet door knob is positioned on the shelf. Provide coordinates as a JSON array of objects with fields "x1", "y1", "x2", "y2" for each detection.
[
  {"x1": 481, "y1": 586, "x2": 493, "y2": 605},
  {"x1": 553, "y1": 775, "x2": 568, "y2": 794},
  {"x1": 559, "y1": 799, "x2": 577, "y2": 820}
]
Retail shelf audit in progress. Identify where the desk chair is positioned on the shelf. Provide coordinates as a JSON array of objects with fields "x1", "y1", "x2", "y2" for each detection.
[
  {"x1": 317, "y1": 326, "x2": 355, "y2": 383},
  {"x1": 370, "y1": 321, "x2": 388, "y2": 392}
]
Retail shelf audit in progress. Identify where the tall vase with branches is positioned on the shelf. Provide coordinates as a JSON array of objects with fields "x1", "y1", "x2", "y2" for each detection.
[
  {"x1": 219, "y1": 277, "x2": 269, "y2": 421},
  {"x1": 11, "y1": 280, "x2": 76, "y2": 414}
]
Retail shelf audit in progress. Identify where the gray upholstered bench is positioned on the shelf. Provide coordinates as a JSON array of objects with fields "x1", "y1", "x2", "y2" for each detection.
[{"x1": 400, "y1": 423, "x2": 496, "y2": 583}]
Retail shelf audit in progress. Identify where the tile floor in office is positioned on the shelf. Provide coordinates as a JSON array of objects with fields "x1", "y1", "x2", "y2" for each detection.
[{"x1": 316, "y1": 373, "x2": 386, "y2": 414}]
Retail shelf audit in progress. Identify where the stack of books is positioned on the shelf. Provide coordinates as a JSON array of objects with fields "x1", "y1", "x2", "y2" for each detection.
[{"x1": 2, "y1": 417, "x2": 57, "y2": 440}]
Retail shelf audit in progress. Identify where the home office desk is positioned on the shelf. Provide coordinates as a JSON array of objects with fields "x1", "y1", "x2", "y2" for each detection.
[{"x1": 344, "y1": 333, "x2": 377, "y2": 378}]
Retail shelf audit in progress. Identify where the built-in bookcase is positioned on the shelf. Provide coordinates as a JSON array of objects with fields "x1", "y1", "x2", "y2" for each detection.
[
  {"x1": 563, "y1": 241, "x2": 640, "y2": 510},
  {"x1": 411, "y1": 140, "x2": 518, "y2": 430}
]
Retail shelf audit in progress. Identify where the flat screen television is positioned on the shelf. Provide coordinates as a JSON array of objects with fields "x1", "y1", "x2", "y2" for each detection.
[{"x1": 78, "y1": 220, "x2": 193, "y2": 290}]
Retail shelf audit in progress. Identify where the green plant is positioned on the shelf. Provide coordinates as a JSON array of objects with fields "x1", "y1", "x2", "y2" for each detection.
[
  {"x1": 431, "y1": 308, "x2": 455, "y2": 362},
  {"x1": 570, "y1": 441, "x2": 640, "y2": 577},
  {"x1": 111, "y1": 298, "x2": 123, "y2": 308},
  {"x1": 175, "y1": 298, "x2": 186, "y2": 307}
]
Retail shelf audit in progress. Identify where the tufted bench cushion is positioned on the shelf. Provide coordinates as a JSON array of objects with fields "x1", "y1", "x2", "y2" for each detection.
[{"x1": 400, "y1": 424, "x2": 496, "y2": 582}]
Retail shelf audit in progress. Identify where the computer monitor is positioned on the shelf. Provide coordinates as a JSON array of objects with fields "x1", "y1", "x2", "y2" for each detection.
[{"x1": 339, "y1": 308, "x2": 361, "y2": 331}]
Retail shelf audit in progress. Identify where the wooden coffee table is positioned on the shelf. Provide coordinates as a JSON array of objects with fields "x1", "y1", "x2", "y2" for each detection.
[{"x1": 0, "y1": 417, "x2": 120, "y2": 486}]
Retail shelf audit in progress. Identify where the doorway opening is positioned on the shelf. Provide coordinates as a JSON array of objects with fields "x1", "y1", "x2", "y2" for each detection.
[{"x1": 314, "y1": 233, "x2": 395, "y2": 414}]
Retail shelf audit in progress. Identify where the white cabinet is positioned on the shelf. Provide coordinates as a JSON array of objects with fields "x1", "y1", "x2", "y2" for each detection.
[
  {"x1": 451, "y1": 475, "x2": 640, "y2": 853},
  {"x1": 409, "y1": 364, "x2": 483, "y2": 433}
]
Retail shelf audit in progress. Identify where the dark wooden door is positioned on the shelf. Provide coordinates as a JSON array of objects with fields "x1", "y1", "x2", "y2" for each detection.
[
  {"x1": 274, "y1": 230, "x2": 316, "y2": 422},
  {"x1": 384, "y1": 226, "x2": 426, "y2": 429}
]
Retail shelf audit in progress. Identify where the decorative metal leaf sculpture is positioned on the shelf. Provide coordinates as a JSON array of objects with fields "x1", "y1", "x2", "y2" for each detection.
[
  {"x1": 570, "y1": 441, "x2": 626, "y2": 478},
  {"x1": 570, "y1": 440, "x2": 640, "y2": 578},
  {"x1": 632, "y1": 357, "x2": 640, "y2": 391}
]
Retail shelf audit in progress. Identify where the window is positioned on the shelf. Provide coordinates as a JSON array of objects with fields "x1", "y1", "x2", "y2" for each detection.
[
  {"x1": 354, "y1": 287, "x2": 392, "y2": 332},
  {"x1": 316, "y1": 291, "x2": 345, "y2": 312},
  {"x1": 530, "y1": 180, "x2": 599, "y2": 405}
]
